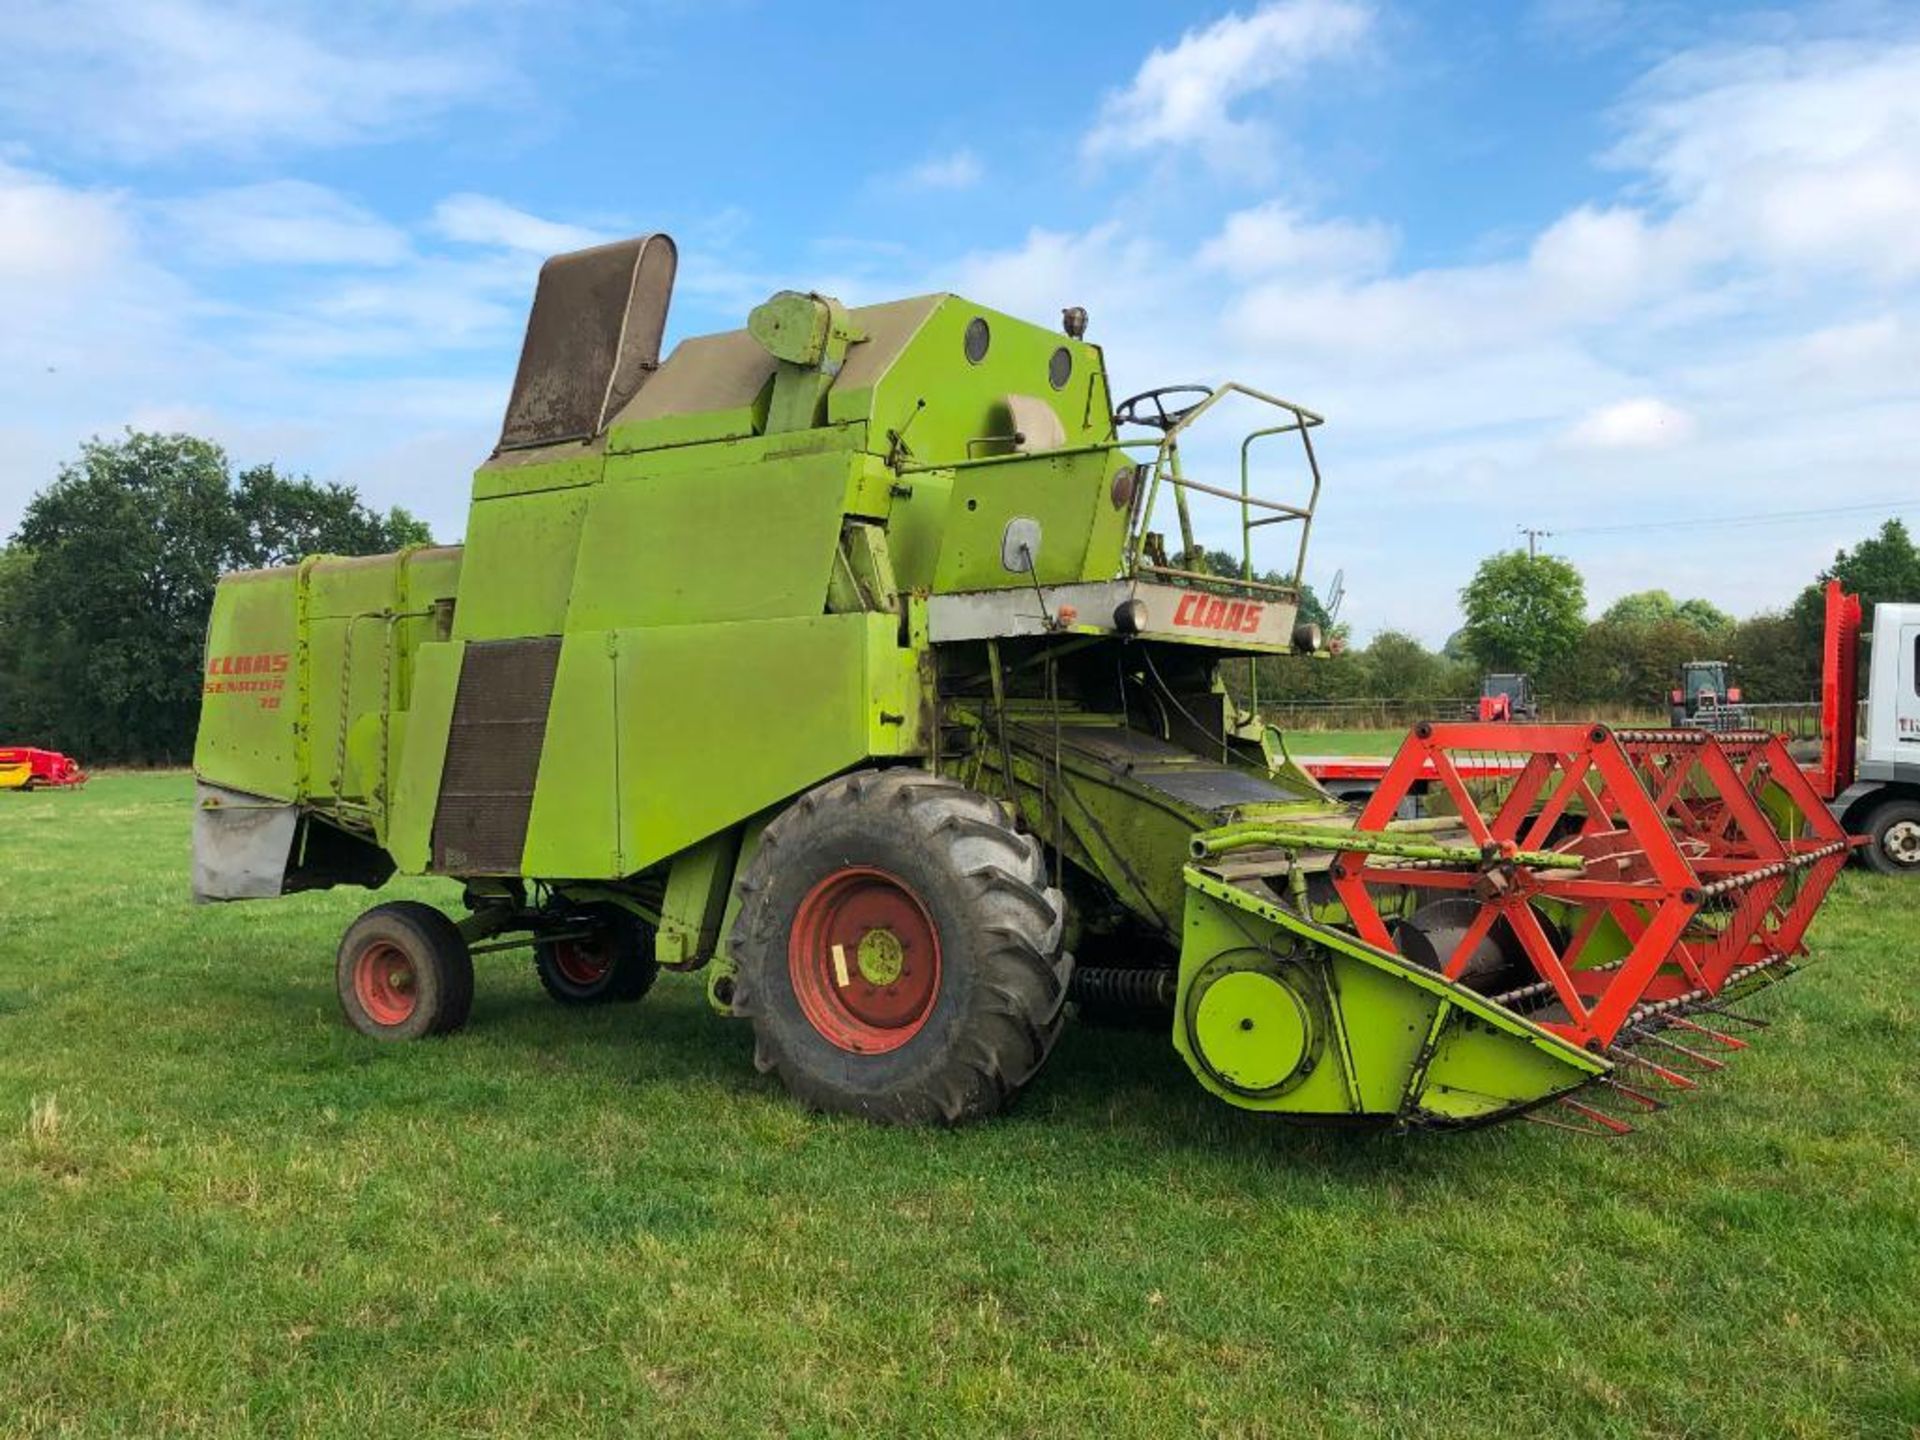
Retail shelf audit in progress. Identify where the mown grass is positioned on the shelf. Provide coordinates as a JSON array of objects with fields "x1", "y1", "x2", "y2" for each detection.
[
  {"x1": 0, "y1": 773, "x2": 1916, "y2": 1438},
  {"x1": 1282, "y1": 729, "x2": 1405, "y2": 757}
]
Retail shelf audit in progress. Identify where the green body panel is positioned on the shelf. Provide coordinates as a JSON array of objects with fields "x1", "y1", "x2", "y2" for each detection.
[
  {"x1": 569, "y1": 446, "x2": 852, "y2": 629},
  {"x1": 470, "y1": 447, "x2": 604, "y2": 503},
  {"x1": 520, "y1": 632, "x2": 623, "y2": 878},
  {"x1": 841, "y1": 296, "x2": 1109, "y2": 470},
  {"x1": 194, "y1": 566, "x2": 304, "y2": 800},
  {"x1": 454, "y1": 487, "x2": 589, "y2": 641},
  {"x1": 524, "y1": 613, "x2": 913, "y2": 876},
  {"x1": 933, "y1": 449, "x2": 1134, "y2": 591},
  {"x1": 388, "y1": 639, "x2": 463, "y2": 873},
  {"x1": 656, "y1": 832, "x2": 741, "y2": 969}
]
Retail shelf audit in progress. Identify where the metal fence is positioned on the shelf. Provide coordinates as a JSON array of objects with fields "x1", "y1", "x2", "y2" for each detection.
[
  {"x1": 1249, "y1": 696, "x2": 1827, "y2": 736},
  {"x1": 1741, "y1": 702, "x2": 1822, "y2": 741}
]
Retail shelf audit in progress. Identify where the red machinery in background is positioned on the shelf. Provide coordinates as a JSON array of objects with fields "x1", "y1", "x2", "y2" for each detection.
[
  {"x1": 1476, "y1": 672, "x2": 1538, "y2": 723},
  {"x1": 0, "y1": 747, "x2": 87, "y2": 790}
]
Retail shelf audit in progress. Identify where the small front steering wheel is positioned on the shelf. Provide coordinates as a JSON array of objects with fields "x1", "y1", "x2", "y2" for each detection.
[{"x1": 1114, "y1": 385, "x2": 1213, "y2": 432}]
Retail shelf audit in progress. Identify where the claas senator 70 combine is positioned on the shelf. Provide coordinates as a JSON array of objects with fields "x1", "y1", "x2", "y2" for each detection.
[{"x1": 192, "y1": 234, "x2": 1852, "y2": 1131}]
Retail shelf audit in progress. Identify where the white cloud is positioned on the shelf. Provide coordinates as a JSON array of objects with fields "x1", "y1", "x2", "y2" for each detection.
[
  {"x1": 0, "y1": 0, "x2": 502, "y2": 158},
  {"x1": 1566, "y1": 396, "x2": 1697, "y2": 449},
  {"x1": 431, "y1": 194, "x2": 609, "y2": 255},
  {"x1": 1199, "y1": 202, "x2": 1394, "y2": 279},
  {"x1": 0, "y1": 162, "x2": 132, "y2": 285},
  {"x1": 943, "y1": 224, "x2": 1185, "y2": 367},
  {"x1": 1616, "y1": 39, "x2": 1920, "y2": 281},
  {"x1": 1085, "y1": 0, "x2": 1373, "y2": 165},
  {"x1": 163, "y1": 181, "x2": 410, "y2": 267},
  {"x1": 900, "y1": 149, "x2": 984, "y2": 191}
]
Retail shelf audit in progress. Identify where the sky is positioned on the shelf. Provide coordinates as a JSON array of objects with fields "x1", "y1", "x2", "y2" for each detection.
[{"x1": 2, "y1": 0, "x2": 1918, "y2": 643}]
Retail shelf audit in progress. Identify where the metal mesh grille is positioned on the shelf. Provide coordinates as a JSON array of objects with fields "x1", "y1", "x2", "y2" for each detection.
[{"x1": 431, "y1": 637, "x2": 562, "y2": 874}]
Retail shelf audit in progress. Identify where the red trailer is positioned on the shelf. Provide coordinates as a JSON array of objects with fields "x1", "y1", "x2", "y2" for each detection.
[{"x1": 1299, "y1": 750, "x2": 1521, "y2": 806}]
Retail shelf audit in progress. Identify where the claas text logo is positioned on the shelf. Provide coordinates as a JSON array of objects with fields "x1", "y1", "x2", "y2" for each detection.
[{"x1": 205, "y1": 652, "x2": 290, "y2": 710}]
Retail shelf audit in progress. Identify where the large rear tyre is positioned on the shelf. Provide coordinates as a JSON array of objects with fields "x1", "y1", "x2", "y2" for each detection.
[
  {"x1": 730, "y1": 769, "x2": 1071, "y2": 1125},
  {"x1": 1860, "y1": 799, "x2": 1920, "y2": 875},
  {"x1": 534, "y1": 904, "x2": 659, "y2": 1006},
  {"x1": 337, "y1": 901, "x2": 474, "y2": 1041}
]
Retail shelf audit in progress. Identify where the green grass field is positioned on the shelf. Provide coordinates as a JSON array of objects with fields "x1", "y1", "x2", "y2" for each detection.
[
  {"x1": 2, "y1": 774, "x2": 1916, "y2": 1438},
  {"x1": 1282, "y1": 729, "x2": 1405, "y2": 757}
]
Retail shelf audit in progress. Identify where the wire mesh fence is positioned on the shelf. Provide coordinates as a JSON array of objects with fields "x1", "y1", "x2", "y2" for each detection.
[
  {"x1": 1239, "y1": 696, "x2": 1831, "y2": 737},
  {"x1": 1249, "y1": 697, "x2": 1674, "y2": 732}
]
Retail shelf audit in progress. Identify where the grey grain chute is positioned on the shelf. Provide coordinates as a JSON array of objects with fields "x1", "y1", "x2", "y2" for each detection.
[{"x1": 497, "y1": 232, "x2": 678, "y2": 450}]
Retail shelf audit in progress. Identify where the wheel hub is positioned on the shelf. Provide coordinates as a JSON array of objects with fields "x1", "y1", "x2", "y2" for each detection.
[
  {"x1": 855, "y1": 927, "x2": 905, "y2": 986},
  {"x1": 1885, "y1": 819, "x2": 1920, "y2": 865},
  {"x1": 354, "y1": 940, "x2": 418, "y2": 1026},
  {"x1": 790, "y1": 866, "x2": 942, "y2": 1054},
  {"x1": 552, "y1": 936, "x2": 611, "y2": 986}
]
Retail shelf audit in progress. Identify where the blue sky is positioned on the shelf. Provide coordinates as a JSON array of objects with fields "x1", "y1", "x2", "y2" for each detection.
[{"x1": 3, "y1": 0, "x2": 1918, "y2": 641}]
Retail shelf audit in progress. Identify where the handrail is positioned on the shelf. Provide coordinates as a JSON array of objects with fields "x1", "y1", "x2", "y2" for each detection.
[
  {"x1": 1156, "y1": 472, "x2": 1307, "y2": 513},
  {"x1": 1135, "y1": 564, "x2": 1298, "y2": 596},
  {"x1": 1126, "y1": 381, "x2": 1324, "y2": 598}
]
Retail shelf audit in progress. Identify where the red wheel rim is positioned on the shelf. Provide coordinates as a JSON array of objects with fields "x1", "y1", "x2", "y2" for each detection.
[
  {"x1": 354, "y1": 940, "x2": 418, "y2": 1026},
  {"x1": 551, "y1": 937, "x2": 611, "y2": 987},
  {"x1": 788, "y1": 866, "x2": 942, "y2": 1054}
]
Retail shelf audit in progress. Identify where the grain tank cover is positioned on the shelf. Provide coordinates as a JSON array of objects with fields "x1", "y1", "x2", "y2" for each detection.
[{"x1": 497, "y1": 233, "x2": 677, "y2": 451}]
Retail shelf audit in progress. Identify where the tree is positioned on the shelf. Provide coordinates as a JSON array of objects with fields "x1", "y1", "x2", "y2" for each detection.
[
  {"x1": 4, "y1": 431, "x2": 430, "y2": 763},
  {"x1": 1675, "y1": 597, "x2": 1734, "y2": 633},
  {"x1": 1360, "y1": 629, "x2": 1469, "y2": 699},
  {"x1": 1599, "y1": 589, "x2": 1732, "y2": 635},
  {"x1": 234, "y1": 463, "x2": 429, "y2": 568},
  {"x1": 0, "y1": 546, "x2": 37, "y2": 736},
  {"x1": 1791, "y1": 519, "x2": 1920, "y2": 641},
  {"x1": 1729, "y1": 611, "x2": 1813, "y2": 702},
  {"x1": 1565, "y1": 615, "x2": 1723, "y2": 707},
  {"x1": 1459, "y1": 549, "x2": 1587, "y2": 679}
]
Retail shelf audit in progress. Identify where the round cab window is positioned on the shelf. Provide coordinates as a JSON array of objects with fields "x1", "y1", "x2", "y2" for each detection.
[
  {"x1": 964, "y1": 317, "x2": 991, "y2": 364},
  {"x1": 1048, "y1": 346, "x2": 1073, "y2": 390}
]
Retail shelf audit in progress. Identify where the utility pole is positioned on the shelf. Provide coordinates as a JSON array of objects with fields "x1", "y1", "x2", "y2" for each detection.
[{"x1": 1518, "y1": 526, "x2": 1552, "y2": 559}]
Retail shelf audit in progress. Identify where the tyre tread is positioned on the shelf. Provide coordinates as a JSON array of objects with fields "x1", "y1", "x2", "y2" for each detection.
[{"x1": 729, "y1": 768, "x2": 1071, "y2": 1126}]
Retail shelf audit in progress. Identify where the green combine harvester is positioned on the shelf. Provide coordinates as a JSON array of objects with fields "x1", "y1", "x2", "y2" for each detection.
[{"x1": 193, "y1": 234, "x2": 1851, "y2": 1132}]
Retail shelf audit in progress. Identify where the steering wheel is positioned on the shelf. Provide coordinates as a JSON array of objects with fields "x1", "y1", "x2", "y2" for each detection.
[{"x1": 1114, "y1": 385, "x2": 1213, "y2": 432}]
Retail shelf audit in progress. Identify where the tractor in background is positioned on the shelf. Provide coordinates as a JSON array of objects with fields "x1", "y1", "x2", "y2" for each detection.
[
  {"x1": 1477, "y1": 672, "x2": 1538, "y2": 722},
  {"x1": 1670, "y1": 659, "x2": 1749, "y2": 732}
]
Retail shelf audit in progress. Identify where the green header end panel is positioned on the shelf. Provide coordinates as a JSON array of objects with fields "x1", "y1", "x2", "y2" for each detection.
[{"x1": 1173, "y1": 872, "x2": 1605, "y2": 1126}]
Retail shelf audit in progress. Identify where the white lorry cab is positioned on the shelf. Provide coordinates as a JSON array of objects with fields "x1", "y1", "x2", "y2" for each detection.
[{"x1": 1834, "y1": 587, "x2": 1920, "y2": 872}]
